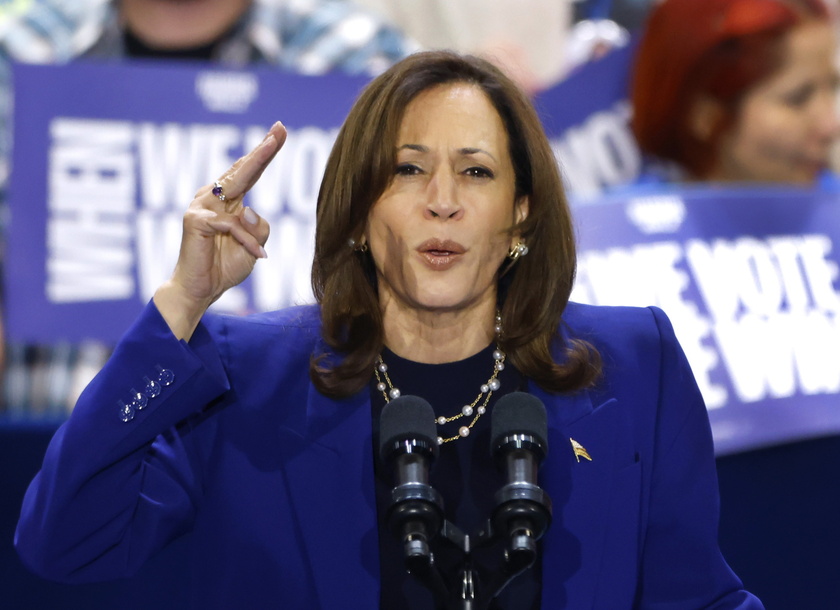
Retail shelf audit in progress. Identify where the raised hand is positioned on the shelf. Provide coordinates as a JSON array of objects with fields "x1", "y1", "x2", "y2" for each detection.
[{"x1": 153, "y1": 121, "x2": 287, "y2": 340}]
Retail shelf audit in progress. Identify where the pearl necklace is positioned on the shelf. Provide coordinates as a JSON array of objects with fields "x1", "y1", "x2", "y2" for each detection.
[{"x1": 373, "y1": 313, "x2": 506, "y2": 445}]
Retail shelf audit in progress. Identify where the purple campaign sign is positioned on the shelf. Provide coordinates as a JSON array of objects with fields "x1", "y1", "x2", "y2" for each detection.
[
  {"x1": 7, "y1": 60, "x2": 369, "y2": 343},
  {"x1": 571, "y1": 185, "x2": 840, "y2": 455},
  {"x1": 536, "y1": 40, "x2": 643, "y2": 199}
]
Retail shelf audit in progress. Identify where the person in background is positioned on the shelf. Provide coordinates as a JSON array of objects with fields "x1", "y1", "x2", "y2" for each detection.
[
  {"x1": 354, "y1": 0, "x2": 572, "y2": 94},
  {"x1": 630, "y1": 0, "x2": 840, "y2": 186},
  {"x1": 0, "y1": 0, "x2": 416, "y2": 416}
]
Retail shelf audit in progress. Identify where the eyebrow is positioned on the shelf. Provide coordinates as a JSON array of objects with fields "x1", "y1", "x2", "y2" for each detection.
[{"x1": 398, "y1": 143, "x2": 497, "y2": 162}]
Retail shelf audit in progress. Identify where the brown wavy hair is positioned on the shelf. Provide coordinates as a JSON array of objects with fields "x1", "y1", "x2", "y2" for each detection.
[{"x1": 310, "y1": 50, "x2": 601, "y2": 397}]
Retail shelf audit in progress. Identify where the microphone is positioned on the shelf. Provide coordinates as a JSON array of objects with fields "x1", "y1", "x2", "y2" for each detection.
[
  {"x1": 490, "y1": 392, "x2": 552, "y2": 565},
  {"x1": 379, "y1": 395, "x2": 444, "y2": 561}
]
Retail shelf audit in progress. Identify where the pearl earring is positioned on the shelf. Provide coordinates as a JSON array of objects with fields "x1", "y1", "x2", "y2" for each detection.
[{"x1": 507, "y1": 242, "x2": 528, "y2": 261}]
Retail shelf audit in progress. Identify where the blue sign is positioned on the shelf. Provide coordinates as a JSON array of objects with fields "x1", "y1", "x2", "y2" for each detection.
[
  {"x1": 536, "y1": 40, "x2": 642, "y2": 199},
  {"x1": 8, "y1": 61, "x2": 369, "y2": 343},
  {"x1": 572, "y1": 186, "x2": 840, "y2": 455}
]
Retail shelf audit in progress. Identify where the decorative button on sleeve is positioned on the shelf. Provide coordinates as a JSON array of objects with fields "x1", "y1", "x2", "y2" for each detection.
[
  {"x1": 129, "y1": 388, "x2": 148, "y2": 410},
  {"x1": 143, "y1": 376, "x2": 162, "y2": 398},
  {"x1": 118, "y1": 400, "x2": 135, "y2": 423},
  {"x1": 156, "y1": 366, "x2": 175, "y2": 386},
  {"x1": 119, "y1": 365, "x2": 175, "y2": 422}
]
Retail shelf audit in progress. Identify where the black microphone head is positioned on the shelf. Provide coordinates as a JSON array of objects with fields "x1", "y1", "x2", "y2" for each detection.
[
  {"x1": 490, "y1": 392, "x2": 548, "y2": 455},
  {"x1": 379, "y1": 395, "x2": 438, "y2": 462}
]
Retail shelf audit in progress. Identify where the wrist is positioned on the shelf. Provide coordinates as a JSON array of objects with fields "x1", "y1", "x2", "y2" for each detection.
[{"x1": 153, "y1": 281, "x2": 213, "y2": 341}]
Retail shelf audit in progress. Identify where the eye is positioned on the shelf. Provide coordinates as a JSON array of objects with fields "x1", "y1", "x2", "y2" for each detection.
[
  {"x1": 464, "y1": 166, "x2": 494, "y2": 179},
  {"x1": 395, "y1": 163, "x2": 422, "y2": 176},
  {"x1": 782, "y1": 83, "x2": 815, "y2": 108}
]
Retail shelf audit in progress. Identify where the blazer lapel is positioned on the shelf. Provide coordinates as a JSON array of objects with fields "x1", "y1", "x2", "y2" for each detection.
[
  {"x1": 279, "y1": 385, "x2": 380, "y2": 609},
  {"x1": 529, "y1": 387, "x2": 639, "y2": 608}
]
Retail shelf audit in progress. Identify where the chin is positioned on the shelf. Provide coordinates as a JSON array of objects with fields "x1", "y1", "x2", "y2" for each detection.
[
  {"x1": 404, "y1": 287, "x2": 487, "y2": 313},
  {"x1": 412, "y1": 295, "x2": 471, "y2": 312}
]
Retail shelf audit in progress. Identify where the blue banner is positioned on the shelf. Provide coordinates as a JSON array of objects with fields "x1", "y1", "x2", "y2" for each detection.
[
  {"x1": 537, "y1": 39, "x2": 641, "y2": 199},
  {"x1": 8, "y1": 61, "x2": 369, "y2": 343},
  {"x1": 572, "y1": 186, "x2": 840, "y2": 455}
]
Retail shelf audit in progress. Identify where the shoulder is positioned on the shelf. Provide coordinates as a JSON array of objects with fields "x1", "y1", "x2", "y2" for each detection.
[
  {"x1": 562, "y1": 300, "x2": 673, "y2": 352},
  {"x1": 562, "y1": 301, "x2": 685, "y2": 393},
  {"x1": 562, "y1": 301, "x2": 702, "y2": 419},
  {"x1": 208, "y1": 303, "x2": 322, "y2": 339},
  {"x1": 202, "y1": 304, "x2": 323, "y2": 378}
]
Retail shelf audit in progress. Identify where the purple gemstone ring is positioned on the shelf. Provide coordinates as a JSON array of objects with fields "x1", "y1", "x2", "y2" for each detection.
[{"x1": 211, "y1": 181, "x2": 226, "y2": 202}]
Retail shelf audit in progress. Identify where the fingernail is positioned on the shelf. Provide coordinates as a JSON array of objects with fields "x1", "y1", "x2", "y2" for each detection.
[
  {"x1": 243, "y1": 207, "x2": 258, "y2": 225},
  {"x1": 259, "y1": 246, "x2": 268, "y2": 259},
  {"x1": 262, "y1": 121, "x2": 284, "y2": 145}
]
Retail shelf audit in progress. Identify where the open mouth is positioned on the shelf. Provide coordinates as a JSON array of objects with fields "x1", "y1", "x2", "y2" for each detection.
[{"x1": 418, "y1": 239, "x2": 465, "y2": 268}]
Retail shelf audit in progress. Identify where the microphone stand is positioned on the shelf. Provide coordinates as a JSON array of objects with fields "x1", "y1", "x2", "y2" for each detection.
[
  {"x1": 392, "y1": 511, "x2": 548, "y2": 609},
  {"x1": 384, "y1": 393, "x2": 552, "y2": 609},
  {"x1": 388, "y1": 435, "x2": 552, "y2": 608}
]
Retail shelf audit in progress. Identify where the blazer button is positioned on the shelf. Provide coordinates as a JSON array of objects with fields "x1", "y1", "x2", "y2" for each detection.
[
  {"x1": 156, "y1": 366, "x2": 175, "y2": 386},
  {"x1": 118, "y1": 400, "x2": 135, "y2": 423},
  {"x1": 143, "y1": 376, "x2": 162, "y2": 398},
  {"x1": 129, "y1": 388, "x2": 148, "y2": 410}
]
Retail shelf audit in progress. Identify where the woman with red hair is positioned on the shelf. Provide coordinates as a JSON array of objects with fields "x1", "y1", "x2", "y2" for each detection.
[{"x1": 631, "y1": 0, "x2": 840, "y2": 185}]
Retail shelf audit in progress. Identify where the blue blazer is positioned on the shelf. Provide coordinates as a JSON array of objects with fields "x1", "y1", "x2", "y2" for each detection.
[{"x1": 15, "y1": 301, "x2": 762, "y2": 609}]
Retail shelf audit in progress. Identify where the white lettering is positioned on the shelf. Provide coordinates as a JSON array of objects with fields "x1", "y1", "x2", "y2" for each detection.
[
  {"x1": 552, "y1": 101, "x2": 640, "y2": 199},
  {"x1": 46, "y1": 118, "x2": 135, "y2": 302},
  {"x1": 138, "y1": 123, "x2": 241, "y2": 211},
  {"x1": 252, "y1": 214, "x2": 316, "y2": 310},
  {"x1": 135, "y1": 210, "x2": 182, "y2": 301}
]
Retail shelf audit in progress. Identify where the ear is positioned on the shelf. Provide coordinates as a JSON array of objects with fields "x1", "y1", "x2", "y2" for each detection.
[
  {"x1": 689, "y1": 95, "x2": 724, "y2": 141},
  {"x1": 510, "y1": 195, "x2": 529, "y2": 249},
  {"x1": 513, "y1": 195, "x2": 529, "y2": 225}
]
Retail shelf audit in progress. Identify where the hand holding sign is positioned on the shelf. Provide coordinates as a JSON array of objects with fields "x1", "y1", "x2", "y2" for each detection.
[{"x1": 153, "y1": 121, "x2": 287, "y2": 340}]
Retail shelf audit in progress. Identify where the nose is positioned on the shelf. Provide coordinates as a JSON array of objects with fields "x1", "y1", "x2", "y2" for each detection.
[
  {"x1": 424, "y1": 170, "x2": 464, "y2": 221},
  {"x1": 815, "y1": 88, "x2": 840, "y2": 144}
]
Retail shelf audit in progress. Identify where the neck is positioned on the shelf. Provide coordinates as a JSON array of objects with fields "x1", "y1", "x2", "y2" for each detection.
[{"x1": 381, "y1": 299, "x2": 498, "y2": 364}]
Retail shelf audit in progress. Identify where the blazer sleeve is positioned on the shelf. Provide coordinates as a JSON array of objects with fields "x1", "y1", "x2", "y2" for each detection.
[
  {"x1": 14, "y1": 301, "x2": 230, "y2": 583},
  {"x1": 636, "y1": 307, "x2": 763, "y2": 609}
]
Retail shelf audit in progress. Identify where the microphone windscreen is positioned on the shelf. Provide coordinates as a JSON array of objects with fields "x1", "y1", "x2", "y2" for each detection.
[
  {"x1": 379, "y1": 395, "x2": 437, "y2": 460},
  {"x1": 490, "y1": 392, "x2": 548, "y2": 453}
]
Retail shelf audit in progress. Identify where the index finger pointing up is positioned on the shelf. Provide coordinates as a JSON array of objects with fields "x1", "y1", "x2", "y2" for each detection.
[{"x1": 218, "y1": 121, "x2": 288, "y2": 203}]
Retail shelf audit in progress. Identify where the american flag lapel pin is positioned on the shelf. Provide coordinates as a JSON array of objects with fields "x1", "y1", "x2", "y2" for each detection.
[{"x1": 570, "y1": 438, "x2": 592, "y2": 463}]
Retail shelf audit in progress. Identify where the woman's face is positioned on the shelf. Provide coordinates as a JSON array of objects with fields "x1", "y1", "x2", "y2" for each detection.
[
  {"x1": 712, "y1": 21, "x2": 840, "y2": 184},
  {"x1": 365, "y1": 83, "x2": 527, "y2": 316}
]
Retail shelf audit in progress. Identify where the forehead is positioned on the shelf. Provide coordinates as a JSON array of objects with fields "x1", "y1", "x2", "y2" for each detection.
[
  {"x1": 397, "y1": 83, "x2": 509, "y2": 147},
  {"x1": 766, "y1": 21, "x2": 836, "y2": 86}
]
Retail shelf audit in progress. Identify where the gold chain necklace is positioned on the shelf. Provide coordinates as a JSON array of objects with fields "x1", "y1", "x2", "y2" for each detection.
[{"x1": 373, "y1": 313, "x2": 505, "y2": 445}]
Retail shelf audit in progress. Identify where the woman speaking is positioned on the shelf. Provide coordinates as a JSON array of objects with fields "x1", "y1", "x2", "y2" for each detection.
[{"x1": 15, "y1": 51, "x2": 762, "y2": 609}]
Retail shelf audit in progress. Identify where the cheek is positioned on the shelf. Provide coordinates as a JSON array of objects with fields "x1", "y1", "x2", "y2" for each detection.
[
  {"x1": 733, "y1": 104, "x2": 804, "y2": 155},
  {"x1": 476, "y1": 221, "x2": 514, "y2": 267},
  {"x1": 366, "y1": 202, "x2": 402, "y2": 251}
]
